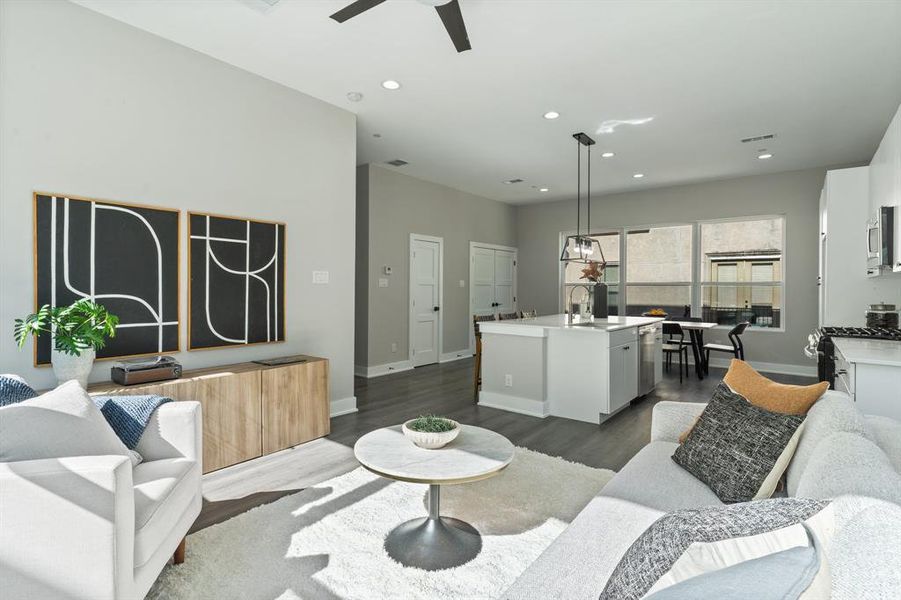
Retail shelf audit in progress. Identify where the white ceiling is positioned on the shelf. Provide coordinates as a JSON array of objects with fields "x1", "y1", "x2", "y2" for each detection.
[{"x1": 73, "y1": 0, "x2": 901, "y2": 204}]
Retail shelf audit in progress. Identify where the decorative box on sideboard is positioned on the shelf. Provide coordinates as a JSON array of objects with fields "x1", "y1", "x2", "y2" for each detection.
[{"x1": 88, "y1": 356, "x2": 330, "y2": 473}]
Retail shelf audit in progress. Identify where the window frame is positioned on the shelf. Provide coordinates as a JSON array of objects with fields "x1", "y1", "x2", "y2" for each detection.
[
  {"x1": 557, "y1": 214, "x2": 787, "y2": 332},
  {"x1": 696, "y1": 214, "x2": 787, "y2": 333}
]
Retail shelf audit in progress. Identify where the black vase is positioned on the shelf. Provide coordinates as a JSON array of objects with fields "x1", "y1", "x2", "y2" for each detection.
[{"x1": 592, "y1": 282, "x2": 608, "y2": 319}]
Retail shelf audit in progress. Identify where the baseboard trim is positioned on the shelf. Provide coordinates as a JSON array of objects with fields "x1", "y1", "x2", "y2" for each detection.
[
  {"x1": 440, "y1": 350, "x2": 472, "y2": 363},
  {"x1": 704, "y1": 357, "x2": 817, "y2": 377},
  {"x1": 478, "y1": 391, "x2": 549, "y2": 418},
  {"x1": 354, "y1": 360, "x2": 415, "y2": 379},
  {"x1": 330, "y1": 396, "x2": 357, "y2": 417}
]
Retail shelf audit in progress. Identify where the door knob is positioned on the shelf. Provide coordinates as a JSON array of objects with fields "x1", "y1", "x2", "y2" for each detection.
[{"x1": 433, "y1": 306, "x2": 440, "y2": 312}]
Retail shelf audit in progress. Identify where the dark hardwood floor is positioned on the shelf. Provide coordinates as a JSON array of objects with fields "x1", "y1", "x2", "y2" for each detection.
[{"x1": 194, "y1": 357, "x2": 814, "y2": 531}]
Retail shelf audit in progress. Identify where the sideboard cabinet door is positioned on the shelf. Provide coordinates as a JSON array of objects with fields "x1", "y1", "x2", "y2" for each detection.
[{"x1": 261, "y1": 360, "x2": 330, "y2": 454}]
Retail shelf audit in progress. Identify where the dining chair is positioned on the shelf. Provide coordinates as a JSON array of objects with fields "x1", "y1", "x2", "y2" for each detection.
[
  {"x1": 667, "y1": 316, "x2": 701, "y2": 350},
  {"x1": 498, "y1": 312, "x2": 521, "y2": 320},
  {"x1": 703, "y1": 321, "x2": 749, "y2": 373},
  {"x1": 473, "y1": 314, "x2": 497, "y2": 400},
  {"x1": 661, "y1": 322, "x2": 690, "y2": 384},
  {"x1": 520, "y1": 309, "x2": 538, "y2": 319}
]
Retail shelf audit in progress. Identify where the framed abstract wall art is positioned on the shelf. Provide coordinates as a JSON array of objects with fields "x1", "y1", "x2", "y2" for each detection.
[
  {"x1": 33, "y1": 192, "x2": 180, "y2": 365},
  {"x1": 188, "y1": 212, "x2": 286, "y2": 350}
]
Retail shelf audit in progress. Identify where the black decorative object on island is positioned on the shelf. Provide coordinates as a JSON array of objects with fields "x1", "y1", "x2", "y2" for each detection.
[{"x1": 593, "y1": 282, "x2": 609, "y2": 319}]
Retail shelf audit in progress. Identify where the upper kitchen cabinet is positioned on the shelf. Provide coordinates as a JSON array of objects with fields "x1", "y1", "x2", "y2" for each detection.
[{"x1": 869, "y1": 103, "x2": 901, "y2": 273}]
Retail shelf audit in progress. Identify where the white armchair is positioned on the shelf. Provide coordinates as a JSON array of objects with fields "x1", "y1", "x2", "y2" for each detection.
[{"x1": 0, "y1": 401, "x2": 202, "y2": 600}]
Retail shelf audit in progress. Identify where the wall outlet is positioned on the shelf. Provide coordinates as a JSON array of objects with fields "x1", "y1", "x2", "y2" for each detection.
[
  {"x1": 312, "y1": 270, "x2": 329, "y2": 284},
  {"x1": 378, "y1": 278, "x2": 388, "y2": 288},
  {"x1": 391, "y1": 342, "x2": 397, "y2": 353},
  {"x1": 504, "y1": 374, "x2": 513, "y2": 387},
  {"x1": 459, "y1": 279, "x2": 465, "y2": 288}
]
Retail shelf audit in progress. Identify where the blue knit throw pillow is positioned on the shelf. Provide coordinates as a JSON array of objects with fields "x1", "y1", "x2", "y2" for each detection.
[{"x1": 0, "y1": 374, "x2": 38, "y2": 407}]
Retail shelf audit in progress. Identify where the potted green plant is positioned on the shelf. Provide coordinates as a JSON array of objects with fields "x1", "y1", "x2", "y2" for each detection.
[
  {"x1": 14, "y1": 299, "x2": 119, "y2": 389},
  {"x1": 402, "y1": 415, "x2": 460, "y2": 449}
]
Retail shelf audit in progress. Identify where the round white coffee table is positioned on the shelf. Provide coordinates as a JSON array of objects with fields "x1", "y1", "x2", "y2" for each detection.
[{"x1": 354, "y1": 424, "x2": 515, "y2": 570}]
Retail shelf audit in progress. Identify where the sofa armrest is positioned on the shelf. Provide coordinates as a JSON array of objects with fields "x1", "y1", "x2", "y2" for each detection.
[
  {"x1": 0, "y1": 455, "x2": 134, "y2": 600},
  {"x1": 135, "y1": 400, "x2": 202, "y2": 463},
  {"x1": 651, "y1": 401, "x2": 707, "y2": 443}
]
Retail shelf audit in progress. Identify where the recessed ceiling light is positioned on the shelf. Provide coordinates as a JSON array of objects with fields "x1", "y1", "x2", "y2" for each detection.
[
  {"x1": 346, "y1": 91, "x2": 363, "y2": 102},
  {"x1": 381, "y1": 80, "x2": 401, "y2": 90},
  {"x1": 757, "y1": 152, "x2": 773, "y2": 160},
  {"x1": 543, "y1": 111, "x2": 560, "y2": 120},
  {"x1": 601, "y1": 152, "x2": 615, "y2": 158},
  {"x1": 632, "y1": 173, "x2": 644, "y2": 179},
  {"x1": 539, "y1": 187, "x2": 549, "y2": 192}
]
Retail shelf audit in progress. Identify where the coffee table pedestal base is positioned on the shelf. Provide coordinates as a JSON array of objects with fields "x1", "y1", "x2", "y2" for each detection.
[{"x1": 384, "y1": 484, "x2": 482, "y2": 571}]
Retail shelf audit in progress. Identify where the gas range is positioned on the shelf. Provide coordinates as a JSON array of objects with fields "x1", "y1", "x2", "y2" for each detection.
[{"x1": 818, "y1": 326, "x2": 901, "y2": 342}]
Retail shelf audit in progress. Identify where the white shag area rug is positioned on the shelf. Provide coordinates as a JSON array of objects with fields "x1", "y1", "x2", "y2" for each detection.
[{"x1": 149, "y1": 447, "x2": 614, "y2": 600}]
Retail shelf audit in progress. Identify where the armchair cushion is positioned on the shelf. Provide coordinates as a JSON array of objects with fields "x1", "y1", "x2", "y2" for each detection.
[{"x1": 0, "y1": 380, "x2": 137, "y2": 466}]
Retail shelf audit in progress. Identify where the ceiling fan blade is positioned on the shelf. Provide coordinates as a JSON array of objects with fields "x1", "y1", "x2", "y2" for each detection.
[
  {"x1": 329, "y1": 0, "x2": 388, "y2": 23},
  {"x1": 435, "y1": 0, "x2": 471, "y2": 52}
]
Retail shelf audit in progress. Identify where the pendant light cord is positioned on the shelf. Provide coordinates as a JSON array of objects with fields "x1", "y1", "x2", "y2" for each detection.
[
  {"x1": 587, "y1": 144, "x2": 591, "y2": 236},
  {"x1": 576, "y1": 139, "x2": 581, "y2": 239}
]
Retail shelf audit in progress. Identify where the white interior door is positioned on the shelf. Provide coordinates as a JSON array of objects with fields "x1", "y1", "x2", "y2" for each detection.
[
  {"x1": 469, "y1": 243, "x2": 517, "y2": 351},
  {"x1": 411, "y1": 237, "x2": 441, "y2": 367},
  {"x1": 471, "y1": 247, "x2": 496, "y2": 317},
  {"x1": 494, "y1": 250, "x2": 515, "y2": 315}
]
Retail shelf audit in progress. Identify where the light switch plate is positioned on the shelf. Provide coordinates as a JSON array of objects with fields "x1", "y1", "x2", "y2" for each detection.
[
  {"x1": 378, "y1": 278, "x2": 388, "y2": 288},
  {"x1": 312, "y1": 270, "x2": 329, "y2": 284},
  {"x1": 459, "y1": 280, "x2": 465, "y2": 288}
]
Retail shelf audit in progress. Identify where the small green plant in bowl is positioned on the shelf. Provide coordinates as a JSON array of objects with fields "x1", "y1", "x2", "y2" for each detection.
[{"x1": 402, "y1": 415, "x2": 460, "y2": 449}]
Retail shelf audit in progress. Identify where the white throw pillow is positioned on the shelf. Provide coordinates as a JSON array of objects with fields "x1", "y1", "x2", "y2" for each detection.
[
  {"x1": 0, "y1": 380, "x2": 137, "y2": 466},
  {"x1": 645, "y1": 503, "x2": 834, "y2": 598}
]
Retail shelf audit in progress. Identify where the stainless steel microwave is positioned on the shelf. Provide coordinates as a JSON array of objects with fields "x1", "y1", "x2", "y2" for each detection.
[{"x1": 867, "y1": 206, "x2": 895, "y2": 266}]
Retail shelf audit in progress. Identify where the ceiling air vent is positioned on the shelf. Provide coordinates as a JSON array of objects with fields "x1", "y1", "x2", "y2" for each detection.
[
  {"x1": 239, "y1": 0, "x2": 281, "y2": 13},
  {"x1": 503, "y1": 178, "x2": 524, "y2": 184},
  {"x1": 386, "y1": 159, "x2": 408, "y2": 167},
  {"x1": 740, "y1": 133, "x2": 776, "y2": 144}
]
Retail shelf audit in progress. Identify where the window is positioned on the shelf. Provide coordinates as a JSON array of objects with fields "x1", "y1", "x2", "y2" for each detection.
[
  {"x1": 562, "y1": 232, "x2": 620, "y2": 314},
  {"x1": 700, "y1": 217, "x2": 784, "y2": 328},
  {"x1": 625, "y1": 225, "x2": 693, "y2": 317},
  {"x1": 559, "y1": 215, "x2": 786, "y2": 329}
]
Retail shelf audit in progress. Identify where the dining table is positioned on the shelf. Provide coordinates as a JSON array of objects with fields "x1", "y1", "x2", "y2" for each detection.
[{"x1": 667, "y1": 320, "x2": 719, "y2": 380}]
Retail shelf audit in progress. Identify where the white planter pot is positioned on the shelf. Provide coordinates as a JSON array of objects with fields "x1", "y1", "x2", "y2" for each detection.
[
  {"x1": 402, "y1": 419, "x2": 461, "y2": 449},
  {"x1": 51, "y1": 347, "x2": 95, "y2": 389}
]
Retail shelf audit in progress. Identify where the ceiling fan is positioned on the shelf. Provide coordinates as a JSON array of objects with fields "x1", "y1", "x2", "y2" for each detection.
[{"x1": 330, "y1": 0, "x2": 471, "y2": 53}]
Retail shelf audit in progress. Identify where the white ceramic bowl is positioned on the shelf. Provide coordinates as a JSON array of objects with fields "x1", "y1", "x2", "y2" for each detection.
[{"x1": 402, "y1": 419, "x2": 460, "y2": 449}]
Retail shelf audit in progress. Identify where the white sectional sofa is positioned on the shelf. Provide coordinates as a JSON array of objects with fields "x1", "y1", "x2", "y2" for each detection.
[
  {"x1": 504, "y1": 391, "x2": 901, "y2": 599},
  {"x1": 0, "y1": 401, "x2": 202, "y2": 600}
]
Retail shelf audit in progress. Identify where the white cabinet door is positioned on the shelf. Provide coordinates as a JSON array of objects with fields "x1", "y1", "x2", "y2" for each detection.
[{"x1": 609, "y1": 341, "x2": 638, "y2": 413}]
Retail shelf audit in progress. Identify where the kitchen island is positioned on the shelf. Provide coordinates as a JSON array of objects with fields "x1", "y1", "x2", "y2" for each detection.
[{"x1": 478, "y1": 315, "x2": 664, "y2": 424}]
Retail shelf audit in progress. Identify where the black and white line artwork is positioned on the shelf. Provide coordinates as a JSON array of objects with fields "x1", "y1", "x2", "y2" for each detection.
[
  {"x1": 33, "y1": 193, "x2": 180, "y2": 365},
  {"x1": 188, "y1": 212, "x2": 285, "y2": 350}
]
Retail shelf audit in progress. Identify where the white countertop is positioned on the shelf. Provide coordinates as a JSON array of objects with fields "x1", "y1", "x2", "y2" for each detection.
[
  {"x1": 833, "y1": 338, "x2": 901, "y2": 367},
  {"x1": 479, "y1": 314, "x2": 664, "y2": 336}
]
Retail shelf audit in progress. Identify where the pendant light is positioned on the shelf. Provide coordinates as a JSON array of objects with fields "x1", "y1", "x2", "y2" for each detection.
[{"x1": 560, "y1": 132, "x2": 607, "y2": 266}]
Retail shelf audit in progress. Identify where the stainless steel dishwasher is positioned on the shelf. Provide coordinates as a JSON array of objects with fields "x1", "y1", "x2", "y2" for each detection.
[{"x1": 638, "y1": 324, "x2": 662, "y2": 396}]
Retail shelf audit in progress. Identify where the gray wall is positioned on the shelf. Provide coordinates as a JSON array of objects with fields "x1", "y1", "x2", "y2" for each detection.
[
  {"x1": 0, "y1": 0, "x2": 357, "y2": 411},
  {"x1": 358, "y1": 165, "x2": 516, "y2": 367},
  {"x1": 354, "y1": 165, "x2": 370, "y2": 367},
  {"x1": 516, "y1": 168, "x2": 831, "y2": 370}
]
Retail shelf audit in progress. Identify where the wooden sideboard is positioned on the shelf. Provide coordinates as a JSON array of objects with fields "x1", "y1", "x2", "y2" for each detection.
[{"x1": 88, "y1": 356, "x2": 330, "y2": 473}]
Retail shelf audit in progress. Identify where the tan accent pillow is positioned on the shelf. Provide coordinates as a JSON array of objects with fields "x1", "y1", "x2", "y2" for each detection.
[{"x1": 678, "y1": 359, "x2": 828, "y2": 443}]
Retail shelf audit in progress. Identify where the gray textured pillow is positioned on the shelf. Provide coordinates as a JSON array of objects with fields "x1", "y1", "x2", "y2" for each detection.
[
  {"x1": 599, "y1": 498, "x2": 830, "y2": 600},
  {"x1": 673, "y1": 383, "x2": 805, "y2": 503}
]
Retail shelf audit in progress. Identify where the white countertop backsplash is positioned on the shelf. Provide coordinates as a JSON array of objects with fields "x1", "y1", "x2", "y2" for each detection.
[{"x1": 833, "y1": 337, "x2": 901, "y2": 367}]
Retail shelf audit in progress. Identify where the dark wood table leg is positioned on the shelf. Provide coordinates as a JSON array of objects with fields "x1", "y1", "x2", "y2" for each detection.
[{"x1": 689, "y1": 330, "x2": 705, "y2": 380}]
